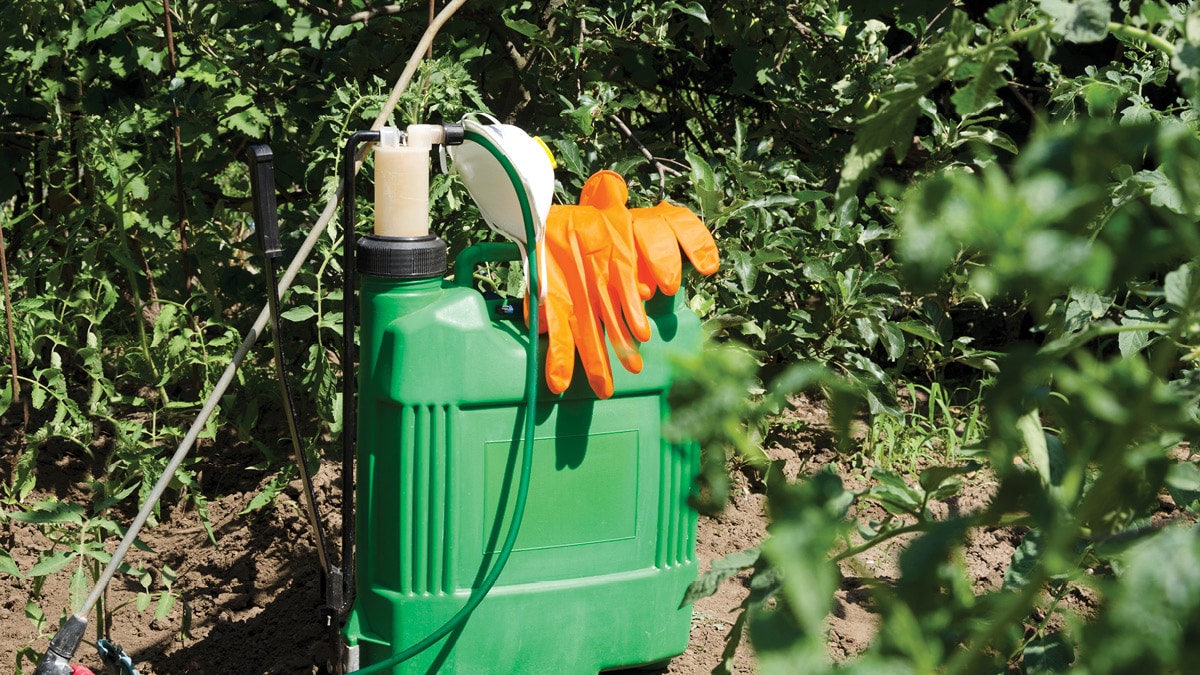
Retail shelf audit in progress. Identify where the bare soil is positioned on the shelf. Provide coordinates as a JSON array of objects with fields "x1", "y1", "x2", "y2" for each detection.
[{"x1": 0, "y1": 397, "x2": 1043, "y2": 674}]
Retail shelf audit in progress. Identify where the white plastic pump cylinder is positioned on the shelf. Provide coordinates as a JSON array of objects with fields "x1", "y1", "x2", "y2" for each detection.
[{"x1": 373, "y1": 125, "x2": 445, "y2": 237}]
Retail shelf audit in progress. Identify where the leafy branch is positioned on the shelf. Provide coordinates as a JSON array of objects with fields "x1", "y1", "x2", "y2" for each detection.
[{"x1": 285, "y1": 0, "x2": 410, "y2": 26}]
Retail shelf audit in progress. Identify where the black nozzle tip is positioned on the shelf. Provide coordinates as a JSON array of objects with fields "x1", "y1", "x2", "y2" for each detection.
[{"x1": 34, "y1": 614, "x2": 87, "y2": 675}]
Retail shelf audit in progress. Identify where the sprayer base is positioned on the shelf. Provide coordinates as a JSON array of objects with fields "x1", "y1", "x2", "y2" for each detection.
[
  {"x1": 345, "y1": 562, "x2": 696, "y2": 674},
  {"x1": 346, "y1": 255, "x2": 703, "y2": 675}
]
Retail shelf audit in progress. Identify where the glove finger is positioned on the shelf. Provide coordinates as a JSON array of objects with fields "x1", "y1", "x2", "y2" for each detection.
[
  {"x1": 568, "y1": 273, "x2": 614, "y2": 398},
  {"x1": 636, "y1": 253, "x2": 656, "y2": 301},
  {"x1": 541, "y1": 251, "x2": 575, "y2": 395},
  {"x1": 578, "y1": 170, "x2": 629, "y2": 209},
  {"x1": 600, "y1": 208, "x2": 652, "y2": 343},
  {"x1": 574, "y1": 210, "x2": 645, "y2": 373},
  {"x1": 591, "y1": 268, "x2": 643, "y2": 375},
  {"x1": 578, "y1": 247, "x2": 642, "y2": 375},
  {"x1": 658, "y1": 202, "x2": 720, "y2": 276},
  {"x1": 560, "y1": 211, "x2": 614, "y2": 399},
  {"x1": 631, "y1": 207, "x2": 683, "y2": 296},
  {"x1": 603, "y1": 278, "x2": 644, "y2": 374}
]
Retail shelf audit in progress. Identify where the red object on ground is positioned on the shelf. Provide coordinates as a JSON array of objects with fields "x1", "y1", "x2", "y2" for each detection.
[{"x1": 71, "y1": 666, "x2": 96, "y2": 675}]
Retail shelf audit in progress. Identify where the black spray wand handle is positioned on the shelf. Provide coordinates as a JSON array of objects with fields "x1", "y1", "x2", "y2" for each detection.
[
  {"x1": 248, "y1": 144, "x2": 282, "y2": 259},
  {"x1": 246, "y1": 144, "x2": 334, "y2": 580}
]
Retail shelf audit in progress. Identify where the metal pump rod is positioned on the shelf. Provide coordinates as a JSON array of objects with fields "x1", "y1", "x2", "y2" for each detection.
[{"x1": 336, "y1": 129, "x2": 381, "y2": 630}]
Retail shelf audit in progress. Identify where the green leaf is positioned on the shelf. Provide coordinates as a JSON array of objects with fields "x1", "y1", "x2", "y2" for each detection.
[
  {"x1": 686, "y1": 151, "x2": 723, "y2": 219},
  {"x1": 1018, "y1": 409, "x2": 1056, "y2": 488},
  {"x1": 1076, "y1": 526, "x2": 1200, "y2": 667},
  {"x1": 27, "y1": 550, "x2": 74, "y2": 578},
  {"x1": 1024, "y1": 632, "x2": 1076, "y2": 673},
  {"x1": 0, "y1": 548, "x2": 22, "y2": 579},
  {"x1": 881, "y1": 323, "x2": 905, "y2": 361},
  {"x1": 917, "y1": 464, "x2": 973, "y2": 498},
  {"x1": 664, "y1": 1, "x2": 710, "y2": 24},
  {"x1": 1118, "y1": 328, "x2": 1150, "y2": 357},
  {"x1": 837, "y1": 77, "x2": 939, "y2": 211},
  {"x1": 9, "y1": 500, "x2": 85, "y2": 525},
  {"x1": 951, "y1": 46, "x2": 1017, "y2": 116},
  {"x1": 1039, "y1": 0, "x2": 1112, "y2": 44},
  {"x1": 154, "y1": 590, "x2": 176, "y2": 622},
  {"x1": 550, "y1": 138, "x2": 587, "y2": 181},
  {"x1": 1135, "y1": 169, "x2": 1184, "y2": 214},
  {"x1": 868, "y1": 469, "x2": 923, "y2": 514},
  {"x1": 280, "y1": 306, "x2": 318, "y2": 323},
  {"x1": 69, "y1": 564, "x2": 89, "y2": 614},
  {"x1": 987, "y1": 1, "x2": 1021, "y2": 27},
  {"x1": 1173, "y1": 41, "x2": 1200, "y2": 105},
  {"x1": 1165, "y1": 462, "x2": 1200, "y2": 514},
  {"x1": 727, "y1": 249, "x2": 757, "y2": 293},
  {"x1": 224, "y1": 107, "x2": 270, "y2": 137},
  {"x1": 682, "y1": 548, "x2": 760, "y2": 606},
  {"x1": 25, "y1": 600, "x2": 45, "y2": 630},
  {"x1": 758, "y1": 471, "x2": 847, "y2": 651},
  {"x1": 1140, "y1": 0, "x2": 1171, "y2": 28},
  {"x1": 1003, "y1": 529, "x2": 1043, "y2": 592},
  {"x1": 503, "y1": 18, "x2": 539, "y2": 38},
  {"x1": 895, "y1": 518, "x2": 971, "y2": 596},
  {"x1": 96, "y1": 482, "x2": 140, "y2": 512},
  {"x1": 1165, "y1": 262, "x2": 1194, "y2": 309},
  {"x1": 240, "y1": 488, "x2": 277, "y2": 515},
  {"x1": 895, "y1": 320, "x2": 943, "y2": 345}
]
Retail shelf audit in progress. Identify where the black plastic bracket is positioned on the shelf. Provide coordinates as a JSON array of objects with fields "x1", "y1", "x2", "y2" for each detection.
[{"x1": 441, "y1": 122, "x2": 465, "y2": 146}]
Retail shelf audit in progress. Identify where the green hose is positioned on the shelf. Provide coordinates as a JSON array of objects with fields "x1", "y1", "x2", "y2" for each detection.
[{"x1": 351, "y1": 128, "x2": 541, "y2": 673}]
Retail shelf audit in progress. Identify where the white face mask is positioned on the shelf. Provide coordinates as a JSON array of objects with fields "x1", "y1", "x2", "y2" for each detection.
[{"x1": 449, "y1": 114, "x2": 556, "y2": 299}]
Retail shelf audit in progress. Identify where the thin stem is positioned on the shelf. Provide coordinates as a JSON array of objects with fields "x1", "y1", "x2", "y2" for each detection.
[
  {"x1": 0, "y1": 210, "x2": 25, "y2": 426},
  {"x1": 833, "y1": 520, "x2": 929, "y2": 563},
  {"x1": 162, "y1": 0, "x2": 191, "y2": 297},
  {"x1": 1108, "y1": 22, "x2": 1175, "y2": 56},
  {"x1": 607, "y1": 114, "x2": 675, "y2": 200}
]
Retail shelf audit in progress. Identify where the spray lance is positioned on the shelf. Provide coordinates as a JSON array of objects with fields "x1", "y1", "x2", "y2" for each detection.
[{"x1": 31, "y1": 146, "x2": 332, "y2": 675}]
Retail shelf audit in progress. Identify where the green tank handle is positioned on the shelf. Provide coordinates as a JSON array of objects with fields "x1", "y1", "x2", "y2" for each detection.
[{"x1": 453, "y1": 241, "x2": 523, "y2": 288}]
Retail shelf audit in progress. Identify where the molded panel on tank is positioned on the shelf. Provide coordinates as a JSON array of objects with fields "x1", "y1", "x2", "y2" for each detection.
[{"x1": 483, "y1": 429, "x2": 639, "y2": 552}]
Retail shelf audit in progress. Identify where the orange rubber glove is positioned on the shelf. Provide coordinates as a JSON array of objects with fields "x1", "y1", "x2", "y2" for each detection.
[
  {"x1": 630, "y1": 201, "x2": 721, "y2": 297},
  {"x1": 534, "y1": 171, "x2": 720, "y2": 399},
  {"x1": 535, "y1": 172, "x2": 648, "y2": 399}
]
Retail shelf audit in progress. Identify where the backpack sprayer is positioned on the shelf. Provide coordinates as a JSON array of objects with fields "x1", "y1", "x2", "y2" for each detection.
[{"x1": 32, "y1": 115, "x2": 705, "y2": 675}]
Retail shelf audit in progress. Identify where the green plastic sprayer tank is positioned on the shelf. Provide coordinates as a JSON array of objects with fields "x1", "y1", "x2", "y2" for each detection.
[{"x1": 342, "y1": 234, "x2": 702, "y2": 672}]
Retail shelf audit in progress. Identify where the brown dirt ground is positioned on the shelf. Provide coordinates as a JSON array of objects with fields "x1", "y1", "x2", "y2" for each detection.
[{"x1": 0, "y1": 396, "x2": 1050, "y2": 674}]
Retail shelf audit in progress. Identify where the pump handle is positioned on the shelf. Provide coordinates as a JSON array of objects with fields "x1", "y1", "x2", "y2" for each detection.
[{"x1": 247, "y1": 144, "x2": 282, "y2": 259}]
